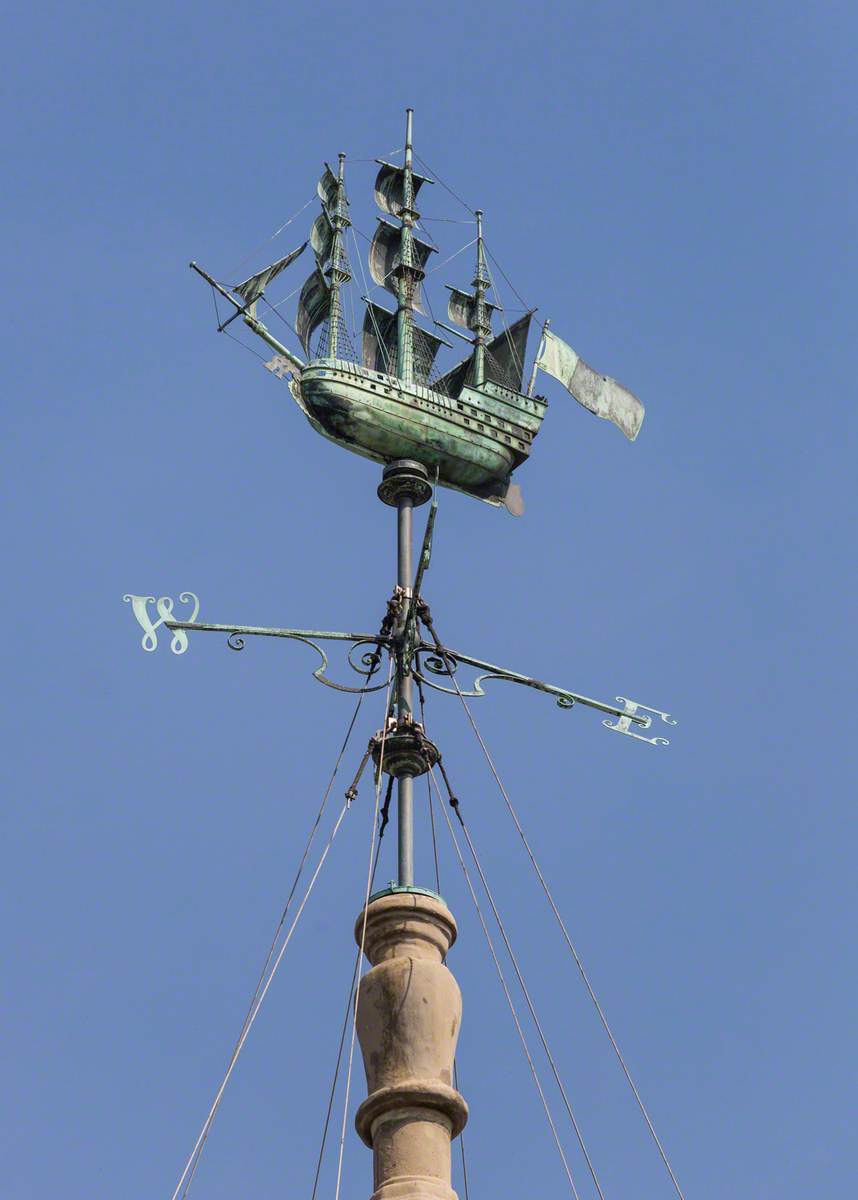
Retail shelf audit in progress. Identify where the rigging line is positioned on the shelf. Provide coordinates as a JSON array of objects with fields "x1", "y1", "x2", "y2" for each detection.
[
  {"x1": 483, "y1": 258, "x2": 526, "y2": 388},
  {"x1": 333, "y1": 666, "x2": 395, "y2": 1200},
  {"x1": 427, "y1": 237, "x2": 477, "y2": 277},
  {"x1": 415, "y1": 668, "x2": 471, "y2": 1199},
  {"x1": 223, "y1": 193, "x2": 316, "y2": 281},
  {"x1": 262, "y1": 281, "x2": 302, "y2": 315},
  {"x1": 310, "y1": 945, "x2": 362, "y2": 1200},
  {"x1": 420, "y1": 216, "x2": 475, "y2": 225},
  {"x1": 351, "y1": 226, "x2": 393, "y2": 375},
  {"x1": 414, "y1": 152, "x2": 476, "y2": 217},
  {"x1": 429, "y1": 767, "x2": 582, "y2": 1200},
  {"x1": 260, "y1": 294, "x2": 303, "y2": 346},
  {"x1": 180, "y1": 690, "x2": 371, "y2": 1197},
  {"x1": 484, "y1": 243, "x2": 533, "y2": 314},
  {"x1": 310, "y1": 810, "x2": 388, "y2": 1200},
  {"x1": 417, "y1": 681, "x2": 442, "y2": 895},
  {"x1": 222, "y1": 325, "x2": 269, "y2": 364},
  {"x1": 438, "y1": 775, "x2": 608, "y2": 1200},
  {"x1": 424, "y1": 623, "x2": 686, "y2": 1200},
  {"x1": 172, "y1": 794, "x2": 353, "y2": 1200},
  {"x1": 461, "y1": 725, "x2": 688, "y2": 1200},
  {"x1": 453, "y1": 1060, "x2": 471, "y2": 1200}
]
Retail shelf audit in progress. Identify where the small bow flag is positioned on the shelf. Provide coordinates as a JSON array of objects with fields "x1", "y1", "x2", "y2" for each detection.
[{"x1": 535, "y1": 328, "x2": 645, "y2": 441}]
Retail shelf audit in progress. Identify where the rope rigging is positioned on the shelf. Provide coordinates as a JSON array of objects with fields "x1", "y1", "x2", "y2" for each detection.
[
  {"x1": 428, "y1": 764, "x2": 583, "y2": 1200},
  {"x1": 416, "y1": 602, "x2": 686, "y2": 1200},
  {"x1": 170, "y1": 660, "x2": 394, "y2": 1200},
  {"x1": 425, "y1": 755, "x2": 607, "y2": 1200}
]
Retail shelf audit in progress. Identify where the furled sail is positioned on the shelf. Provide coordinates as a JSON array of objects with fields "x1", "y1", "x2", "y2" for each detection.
[
  {"x1": 446, "y1": 286, "x2": 498, "y2": 332},
  {"x1": 310, "y1": 209, "x2": 334, "y2": 267},
  {"x1": 296, "y1": 267, "x2": 331, "y2": 356},
  {"x1": 368, "y1": 220, "x2": 436, "y2": 312},
  {"x1": 374, "y1": 161, "x2": 432, "y2": 217},
  {"x1": 434, "y1": 313, "x2": 533, "y2": 397},
  {"x1": 232, "y1": 242, "x2": 308, "y2": 315},
  {"x1": 362, "y1": 301, "x2": 444, "y2": 379},
  {"x1": 535, "y1": 329, "x2": 644, "y2": 441}
]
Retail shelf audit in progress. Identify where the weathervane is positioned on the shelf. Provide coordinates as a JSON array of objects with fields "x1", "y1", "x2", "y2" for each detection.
[{"x1": 126, "y1": 109, "x2": 683, "y2": 1200}]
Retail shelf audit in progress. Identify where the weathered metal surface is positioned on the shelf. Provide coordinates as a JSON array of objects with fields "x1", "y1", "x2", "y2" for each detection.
[
  {"x1": 296, "y1": 359, "x2": 535, "y2": 507},
  {"x1": 123, "y1": 589, "x2": 673, "y2": 746},
  {"x1": 123, "y1": 592, "x2": 199, "y2": 653}
]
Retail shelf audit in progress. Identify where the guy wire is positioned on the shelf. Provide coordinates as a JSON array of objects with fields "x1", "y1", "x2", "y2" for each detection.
[
  {"x1": 422, "y1": 613, "x2": 686, "y2": 1200},
  {"x1": 428, "y1": 766, "x2": 583, "y2": 1200}
]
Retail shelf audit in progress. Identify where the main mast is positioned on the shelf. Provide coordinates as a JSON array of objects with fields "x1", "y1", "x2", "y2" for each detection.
[{"x1": 396, "y1": 108, "x2": 417, "y2": 385}]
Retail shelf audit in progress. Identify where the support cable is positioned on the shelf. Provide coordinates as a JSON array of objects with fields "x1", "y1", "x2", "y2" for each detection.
[
  {"x1": 172, "y1": 795, "x2": 353, "y2": 1200},
  {"x1": 416, "y1": 684, "x2": 469, "y2": 1200},
  {"x1": 430, "y1": 765, "x2": 607, "y2": 1200},
  {"x1": 333, "y1": 675, "x2": 394, "y2": 1200},
  {"x1": 175, "y1": 690, "x2": 371, "y2": 1197},
  {"x1": 310, "y1": 776, "x2": 390, "y2": 1200},
  {"x1": 429, "y1": 766, "x2": 582, "y2": 1200},
  {"x1": 420, "y1": 608, "x2": 686, "y2": 1200}
]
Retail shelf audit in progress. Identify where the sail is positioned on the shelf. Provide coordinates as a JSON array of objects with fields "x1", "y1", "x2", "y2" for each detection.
[
  {"x1": 296, "y1": 267, "x2": 331, "y2": 356},
  {"x1": 486, "y1": 313, "x2": 532, "y2": 391},
  {"x1": 310, "y1": 209, "x2": 334, "y2": 267},
  {"x1": 434, "y1": 313, "x2": 533, "y2": 397},
  {"x1": 535, "y1": 329, "x2": 644, "y2": 441},
  {"x1": 368, "y1": 220, "x2": 436, "y2": 313},
  {"x1": 318, "y1": 165, "x2": 340, "y2": 214},
  {"x1": 446, "y1": 286, "x2": 497, "y2": 332},
  {"x1": 362, "y1": 301, "x2": 444, "y2": 379},
  {"x1": 232, "y1": 242, "x2": 308, "y2": 313},
  {"x1": 374, "y1": 162, "x2": 432, "y2": 217}
]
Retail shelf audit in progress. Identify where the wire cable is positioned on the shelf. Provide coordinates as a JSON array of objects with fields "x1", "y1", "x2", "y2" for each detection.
[
  {"x1": 309, "y1": 782, "x2": 390, "y2": 1200},
  {"x1": 172, "y1": 794, "x2": 353, "y2": 1200},
  {"x1": 424, "y1": 617, "x2": 686, "y2": 1200},
  {"x1": 174, "y1": 689, "x2": 371, "y2": 1196},
  {"x1": 430, "y1": 767, "x2": 607, "y2": 1200},
  {"x1": 430, "y1": 767, "x2": 582, "y2": 1200},
  {"x1": 333, "y1": 669, "x2": 394, "y2": 1200}
]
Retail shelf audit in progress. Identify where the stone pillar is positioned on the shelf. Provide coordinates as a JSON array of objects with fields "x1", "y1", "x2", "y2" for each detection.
[{"x1": 355, "y1": 888, "x2": 468, "y2": 1200}]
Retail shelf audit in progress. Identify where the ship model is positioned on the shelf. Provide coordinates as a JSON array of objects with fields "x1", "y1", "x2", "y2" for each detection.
[{"x1": 191, "y1": 109, "x2": 644, "y2": 515}]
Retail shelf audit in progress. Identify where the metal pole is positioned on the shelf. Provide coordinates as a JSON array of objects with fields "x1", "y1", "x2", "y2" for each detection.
[{"x1": 396, "y1": 494, "x2": 414, "y2": 886}]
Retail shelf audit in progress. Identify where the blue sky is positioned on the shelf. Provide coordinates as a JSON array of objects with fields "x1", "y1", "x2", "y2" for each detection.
[{"x1": 2, "y1": 2, "x2": 856, "y2": 1197}]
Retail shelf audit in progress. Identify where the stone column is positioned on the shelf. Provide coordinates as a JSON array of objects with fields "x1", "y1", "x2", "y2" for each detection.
[{"x1": 355, "y1": 888, "x2": 468, "y2": 1200}]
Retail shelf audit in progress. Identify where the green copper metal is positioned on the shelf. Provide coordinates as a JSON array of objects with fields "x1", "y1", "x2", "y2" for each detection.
[
  {"x1": 472, "y1": 210, "x2": 490, "y2": 388},
  {"x1": 327, "y1": 153, "x2": 351, "y2": 361},
  {"x1": 396, "y1": 108, "x2": 416, "y2": 386}
]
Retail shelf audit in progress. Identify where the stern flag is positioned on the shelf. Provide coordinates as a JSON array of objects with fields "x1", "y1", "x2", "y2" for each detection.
[{"x1": 536, "y1": 329, "x2": 644, "y2": 442}]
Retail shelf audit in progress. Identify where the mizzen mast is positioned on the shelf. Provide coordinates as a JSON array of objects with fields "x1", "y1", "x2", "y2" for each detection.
[{"x1": 471, "y1": 210, "x2": 491, "y2": 387}]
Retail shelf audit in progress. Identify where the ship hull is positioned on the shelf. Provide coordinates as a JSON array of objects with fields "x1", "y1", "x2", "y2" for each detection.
[{"x1": 295, "y1": 359, "x2": 544, "y2": 507}]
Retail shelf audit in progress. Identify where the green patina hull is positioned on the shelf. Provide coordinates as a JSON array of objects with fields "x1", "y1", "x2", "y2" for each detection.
[{"x1": 295, "y1": 359, "x2": 546, "y2": 507}]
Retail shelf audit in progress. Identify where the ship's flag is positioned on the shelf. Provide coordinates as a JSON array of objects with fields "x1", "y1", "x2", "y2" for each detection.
[{"x1": 536, "y1": 329, "x2": 644, "y2": 442}]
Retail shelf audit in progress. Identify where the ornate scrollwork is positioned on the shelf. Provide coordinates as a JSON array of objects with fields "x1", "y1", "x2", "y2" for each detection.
[
  {"x1": 414, "y1": 642, "x2": 671, "y2": 745},
  {"x1": 221, "y1": 628, "x2": 390, "y2": 694},
  {"x1": 123, "y1": 592, "x2": 200, "y2": 654}
]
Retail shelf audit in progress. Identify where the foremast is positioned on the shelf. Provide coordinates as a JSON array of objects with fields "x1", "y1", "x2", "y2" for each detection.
[{"x1": 327, "y1": 153, "x2": 351, "y2": 360}]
